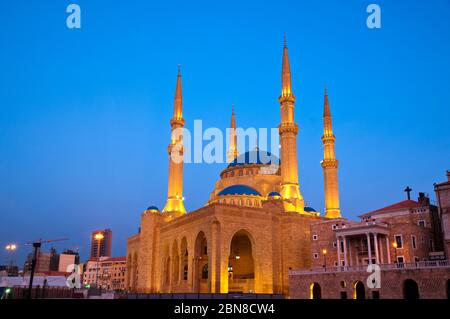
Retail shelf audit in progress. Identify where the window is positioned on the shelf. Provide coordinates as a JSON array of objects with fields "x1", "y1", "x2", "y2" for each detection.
[
  {"x1": 340, "y1": 291, "x2": 348, "y2": 299},
  {"x1": 340, "y1": 281, "x2": 347, "y2": 288},
  {"x1": 397, "y1": 256, "x2": 404, "y2": 264},
  {"x1": 254, "y1": 199, "x2": 258, "y2": 206},
  {"x1": 372, "y1": 291, "x2": 380, "y2": 299},
  {"x1": 333, "y1": 242, "x2": 337, "y2": 248},
  {"x1": 418, "y1": 220, "x2": 425, "y2": 228},
  {"x1": 313, "y1": 253, "x2": 319, "y2": 259},
  {"x1": 414, "y1": 256, "x2": 419, "y2": 263},
  {"x1": 395, "y1": 235, "x2": 403, "y2": 248},
  {"x1": 332, "y1": 224, "x2": 337, "y2": 230},
  {"x1": 183, "y1": 265, "x2": 188, "y2": 280},
  {"x1": 312, "y1": 235, "x2": 318, "y2": 241},
  {"x1": 247, "y1": 199, "x2": 252, "y2": 206},
  {"x1": 239, "y1": 170, "x2": 243, "y2": 176},
  {"x1": 411, "y1": 235, "x2": 417, "y2": 249}
]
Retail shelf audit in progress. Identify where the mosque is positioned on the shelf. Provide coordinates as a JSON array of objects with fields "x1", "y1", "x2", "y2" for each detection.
[{"x1": 125, "y1": 40, "x2": 342, "y2": 295}]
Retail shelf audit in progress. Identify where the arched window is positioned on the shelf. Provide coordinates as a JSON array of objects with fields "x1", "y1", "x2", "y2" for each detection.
[
  {"x1": 239, "y1": 170, "x2": 243, "y2": 176},
  {"x1": 247, "y1": 199, "x2": 252, "y2": 206},
  {"x1": 202, "y1": 264, "x2": 208, "y2": 279},
  {"x1": 230, "y1": 171, "x2": 235, "y2": 177},
  {"x1": 239, "y1": 199, "x2": 243, "y2": 206},
  {"x1": 254, "y1": 199, "x2": 259, "y2": 206},
  {"x1": 230, "y1": 199, "x2": 235, "y2": 205},
  {"x1": 246, "y1": 170, "x2": 249, "y2": 175},
  {"x1": 249, "y1": 169, "x2": 253, "y2": 175}
]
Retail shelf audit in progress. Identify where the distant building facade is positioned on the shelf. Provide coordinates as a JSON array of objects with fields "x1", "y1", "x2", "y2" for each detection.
[
  {"x1": 83, "y1": 256, "x2": 126, "y2": 291},
  {"x1": 435, "y1": 171, "x2": 450, "y2": 258},
  {"x1": 90, "y1": 229, "x2": 112, "y2": 259},
  {"x1": 58, "y1": 250, "x2": 80, "y2": 273}
]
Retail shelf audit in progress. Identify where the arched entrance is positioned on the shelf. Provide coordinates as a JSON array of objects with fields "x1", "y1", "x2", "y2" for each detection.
[
  {"x1": 164, "y1": 256, "x2": 171, "y2": 289},
  {"x1": 447, "y1": 280, "x2": 450, "y2": 299},
  {"x1": 194, "y1": 231, "x2": 208, "y2": 293},
  {"x1": 403, "y1": 279, "x2": 419, "y2": 299},
  {"x1": 353, "y1": 281, "x2": 365, "y2": 299},
  {"x1": 310, "y1": 283, "x2": 321, "y2": 299},
  {"x1": 228, "y1": 230, "x2": 255, "y2": 293}
]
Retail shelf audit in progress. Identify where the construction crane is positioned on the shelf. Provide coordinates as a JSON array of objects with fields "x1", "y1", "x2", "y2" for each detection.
[{"x1": 25, "y1": 238, "x2": 69, "y2": 299}]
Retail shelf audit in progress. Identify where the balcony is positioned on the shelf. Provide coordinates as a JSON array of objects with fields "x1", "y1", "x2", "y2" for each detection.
[{"x1": 289, "y1": 260, "x2": 450, "y2": 275}]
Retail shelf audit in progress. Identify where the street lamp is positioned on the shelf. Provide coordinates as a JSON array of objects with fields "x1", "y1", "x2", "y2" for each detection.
[
  {"x1": 392, "y1": 242, "x2": 398, "y2": 264},
  {"x1": 322, "y1": 249, "x2": 328, "y2": 269},
  {"x1": 5, "y1": 244, "x2": 18, "y2": 276},
  {"x1": 94, "y1": 233, "x2": 104, "y2": 289},
  {"x1": 5, "y1": 244, "x2": 17, "y2": 251}
]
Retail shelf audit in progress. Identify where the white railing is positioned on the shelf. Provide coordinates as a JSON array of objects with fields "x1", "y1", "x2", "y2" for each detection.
[{"x1": 290, "y1": 260, "x2": 450, "y2": 275}]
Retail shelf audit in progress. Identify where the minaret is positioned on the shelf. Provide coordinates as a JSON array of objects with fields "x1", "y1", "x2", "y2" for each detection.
[
  {"x1": 162, "y1": 65, "x2": 186, "y2": 219},
  {"x1": 321, "y1": 86, "x2": 341, "y2": 218},
  {"x1": 278, "y1": 37, "x2": 305, "y2": 214},
  {"x1": 227, "y1": 104, "x2": 239, "y2": 163}
]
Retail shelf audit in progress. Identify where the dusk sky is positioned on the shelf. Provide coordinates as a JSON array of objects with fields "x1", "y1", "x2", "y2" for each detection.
[{"x1": 1, "y1": 0, "x2": 449, "y2": 265}]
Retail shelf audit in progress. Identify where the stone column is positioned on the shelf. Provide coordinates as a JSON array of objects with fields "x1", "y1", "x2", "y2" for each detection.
[
  {"x1": 385, "y1": 236, "x2": 391, "y2": 264},
  {"x1": 343, "y1": 236, "x2": 348, "y2": 266},
  {"x1": 366, "y1": 233, "x2": 372, "y2": 265},
  {"x1": 348, "y1": 237, "x2": 353, "y2": 266},
  {"x1": 337, "y1": 237, "x2": 341, "y2": 267},
  {"x1": 379, "y1": 235, "x2": 384, "y2": 264},
  {"x1": 374, "y1": 233, "x2": 380, "y2": 264}
]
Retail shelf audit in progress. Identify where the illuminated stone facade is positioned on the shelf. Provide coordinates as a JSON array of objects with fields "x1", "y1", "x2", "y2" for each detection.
[{"x1": 125, "y1": 42, "x2": 338, "y2": 295}]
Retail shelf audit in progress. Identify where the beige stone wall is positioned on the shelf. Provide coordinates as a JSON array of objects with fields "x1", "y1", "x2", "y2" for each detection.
[{"x1": 126, "y1": 200, "x2": 322, "y2": 295}]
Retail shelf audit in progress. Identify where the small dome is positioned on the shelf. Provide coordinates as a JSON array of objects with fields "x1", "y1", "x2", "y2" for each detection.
[
  {"x1": 217, "y1": 184, "x2": 261, "y2": 196},
  {"x1": 146, "y1": 205, "x2": 160, "y2": 211},
  {"x1": 304, "y1": 206, "x2": 317, "y2": 212},
  {"x1": 268, "y1": 191, "x2": 281, "y2": 197},
  {"x1": 228, "y1": 150, "x2": 280, "y2": 168}
]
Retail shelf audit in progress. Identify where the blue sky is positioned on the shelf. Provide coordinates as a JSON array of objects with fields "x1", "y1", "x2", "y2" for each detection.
[{"x1": 0, "y1": 0, "x2": 449, "y2": 265}]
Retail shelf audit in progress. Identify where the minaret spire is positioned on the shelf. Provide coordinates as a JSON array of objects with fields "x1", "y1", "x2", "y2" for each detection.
[
  {"x1": 321, "y1": 86, "x2": 341, "y2": 218},
  {"x1": 227, "y1": 104, "x2": 239, "y2": 163},
  {"x1": 173, "y1": 64, "x2": 183, "y2": 120},
  {"x1": 281, "y1": 36, "x2": 294, "y2": 99},
  {"x1": 278, "y1": 37, "x2": 307, "y2": 214},
  {"x1": 163, "y1": 65, "x2": 186, "y2": 219}
]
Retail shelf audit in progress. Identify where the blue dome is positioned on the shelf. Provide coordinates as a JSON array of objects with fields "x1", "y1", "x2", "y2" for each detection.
[
  {"x1": 304, "y1": 206, "x2": 317, "y2": 212},
  {"x1": 147, "y1": 205, "x2": 159, "y2": 211},
  {"x1": 268, "y1": 191, "x2": 281, "y2": 197},
  {"x1": 217, "y1": 184, "x2": 261, "y2": 196},
  {"x1": 228, "y1": 150, "x2": 280, "y2": 168}
]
